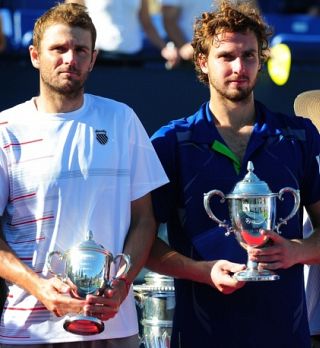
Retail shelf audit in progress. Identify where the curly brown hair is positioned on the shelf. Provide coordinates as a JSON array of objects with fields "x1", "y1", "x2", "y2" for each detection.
[
  {"x1": 32, "y1": 2, "x2": 96, "y2": 51},
  {"x1": 192, "y1": 0, "x2": 273, "y2": 85}
]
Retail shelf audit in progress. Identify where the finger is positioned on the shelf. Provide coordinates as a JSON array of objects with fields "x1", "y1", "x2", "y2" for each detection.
[
  {"x1": 51, "y1": 277, "x2": 71, "y2": 294},
  {"x1": 84, "y1": 304, "x2": 118, "y2": 320},
  {"x1": 259, "y1": 261, "x2": 281, "y2": 270},
  {"x1": 85, "y1": 294, "x2": 118, "y2": 308},
  {"x1": 260, "y1": 229, "x2": 283, "y2": 243},
  {"x1": 103, "y1": 288, "x2": 114, "y2": 298},
  {"x1": 224, "y1": 262, "x2": 246, "y2": 273},
  {"x1": 218, "y1": 277, "x2": 246, "y2": 294},
  {"x1": 51, "y1": 296, "x2": 85, "y2": 317}
]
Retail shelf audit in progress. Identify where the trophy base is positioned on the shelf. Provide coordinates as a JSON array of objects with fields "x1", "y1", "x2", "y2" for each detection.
[
  {"x1": 234, "y1": 269, "x2": 280, "y2": 282},
  {"x1": 64, "y1": 315, "x2": 104, "y2": 335}
]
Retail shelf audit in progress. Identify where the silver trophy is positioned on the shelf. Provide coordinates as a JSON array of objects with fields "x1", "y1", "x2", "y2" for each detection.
[
  {"x1": 203, "y1": 161, "x2": 300, "y2": 281},
  {"x1": 47, "y1": 230, "x2": 131, "y2": 335},
  {"x1": 134, "y1": 272, "x2": 175, "y2": 348}
]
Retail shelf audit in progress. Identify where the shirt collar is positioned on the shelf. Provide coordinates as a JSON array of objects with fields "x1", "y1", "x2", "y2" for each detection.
[{"x1": 189, "y1": 100, "x2": 283, "y2": 145}]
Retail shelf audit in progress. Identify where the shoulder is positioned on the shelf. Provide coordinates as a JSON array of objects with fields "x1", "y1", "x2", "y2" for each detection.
[
  {"x1": 0, "y1": 99, "x2": 33, "y2": 116},
  {"x1": 85, "y1": 94, "x2": 134, "y2": 114},
  {"x1": 257, "y1": 101, "x2": 318, "y2": 141},
  {"x1": 0, "y1": 99, "x2": 34, "y2": 126},
  {"x1": 151, "y1": 107, "x2": 201, "y2": 143},
  {"x1": 85, "y1": 94, "x2": 139, "y2": 125}
]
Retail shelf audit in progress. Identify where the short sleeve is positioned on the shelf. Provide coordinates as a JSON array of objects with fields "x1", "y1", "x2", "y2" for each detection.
[
  {"x1": 127, "y1": 108, "x2": 169, "y2": 201},
  {"x1": 151, "y1": 125, "x2": 177, "y2": 223}
]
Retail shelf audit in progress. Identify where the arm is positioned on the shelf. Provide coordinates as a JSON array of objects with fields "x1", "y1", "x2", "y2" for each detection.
[
  {"x1": 301, "y1": 201, "x2": 320, "y2": 264},
  {"x1": 0, "y1": 234, "x2": 85, "y2": 317},
  {"x1": 146, "y1": 236, "x2": 246, "y2": 294},
  {"x1": 85, "y1": 192, "x2": 158, "y2": 319},
  {"x1": 139, "y1": 0, "x2": 179, "y2": 67},
  {"x1": 162, "y1": 5, "x2": 193, "y2": 60},
  {"x1": 249, "y1": 201, "x2": 320, "y2": 269},
  {"x1": 122, "y1": 192, "x2": 157, "y2": 284},
  {"x1": 0, "y1": 17, "x2": 6, "y2": 53}
]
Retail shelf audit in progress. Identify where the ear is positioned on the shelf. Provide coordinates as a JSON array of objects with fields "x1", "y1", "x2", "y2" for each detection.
[
  {"x1": 29, "y1": 45, "x2": 40, "y2": 69},
  {"x1": 88, "y1": 49, "x2": 99, "y2": 72},
  {"x1": 198, "y1": 53, "x2": 208, "y2": 74}
]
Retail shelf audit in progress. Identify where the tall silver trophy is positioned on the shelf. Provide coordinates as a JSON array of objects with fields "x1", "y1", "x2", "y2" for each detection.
[
  {"x1": 47, "y1": 230, "x2": 131, "y2": 335},
  {"x1": 134, "y1": 272, "x2": 175, "y2": 348},
  {"x1": 203, "y1": 161, "x2": 300, "y2": 281}
]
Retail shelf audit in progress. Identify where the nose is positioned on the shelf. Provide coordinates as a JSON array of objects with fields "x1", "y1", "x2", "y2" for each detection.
[
  {"x1": 63, "y1": 49, "x2": 76, "y2": 65},
  {"x1": 232, "y1": 57, "x2": 245, "y2": 74}
]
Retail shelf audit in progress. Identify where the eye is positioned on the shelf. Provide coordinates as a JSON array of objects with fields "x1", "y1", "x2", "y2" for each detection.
[
  {"x1": 244, "y1": 51, "x2": 256, "y2": 59},
  {"x1": 75, "y1": 46, "x2": 90, "y2": 55},
  {"x1": 52, "y1": 46, "x2": 67, "y2": 53},
  {"x1": 220, "y1": 53, "x2": 234, "y2": 61}
]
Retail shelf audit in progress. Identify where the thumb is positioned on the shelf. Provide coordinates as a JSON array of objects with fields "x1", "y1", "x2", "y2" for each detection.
[
  {"x1": 260, "y1": 229, "x2": 282, "y2": 242},
  {"x1": 227, "y1": 262, "x2": 246, "y2": 273}
]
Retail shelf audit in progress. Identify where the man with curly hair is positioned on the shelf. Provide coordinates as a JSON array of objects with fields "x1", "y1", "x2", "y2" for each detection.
[{"x1": 147, "y1": 1, "x2": 320, "y2": 347}]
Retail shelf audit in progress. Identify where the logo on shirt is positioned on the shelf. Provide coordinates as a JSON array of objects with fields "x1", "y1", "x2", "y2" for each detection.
[
  {"x1": 95, "y1": 130, "x2": 108, "y2": 145},
  {"x1": 317, "y1": 154, "x2": 320, "y2": 174}
]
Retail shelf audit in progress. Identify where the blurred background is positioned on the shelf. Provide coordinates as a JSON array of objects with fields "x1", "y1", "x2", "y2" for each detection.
[
  {"x1": 0, "y1": 1, "x2": 320, "y2": 343},
  {"x1": 0, "y1": 0, "x2": 319, "y2": 136}
]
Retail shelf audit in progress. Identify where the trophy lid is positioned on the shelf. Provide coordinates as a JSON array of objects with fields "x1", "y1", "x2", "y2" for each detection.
[
  {"x1": 74, "y1": 230, "x2": 108, "y2": 254},
  {"x1": 133, "y1": 272, "x2": 175, "y2": 293},
  {"x1": 228, "y1": 161, "x2": 274, "y2": 197}
]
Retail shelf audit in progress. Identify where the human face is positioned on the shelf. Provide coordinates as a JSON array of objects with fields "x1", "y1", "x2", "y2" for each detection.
[
  {"x1": 199, "y1": 30, "x2": 261, "y2": 102},
  {"x1": 30, "y1": 23, "x2": 97, "y2": 98}
]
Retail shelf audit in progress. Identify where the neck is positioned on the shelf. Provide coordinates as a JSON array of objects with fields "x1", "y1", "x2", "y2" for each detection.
[
  {"x1": 35, "y1": 86, "x2": 84, "y2": 113},
  {"x1": 209, "y1": 94, "x2": 255, "y2": 130}
]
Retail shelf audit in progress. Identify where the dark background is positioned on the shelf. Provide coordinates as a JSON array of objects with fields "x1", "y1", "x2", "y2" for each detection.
[{"x1": 1, "y1": 57, "x2": 320, "y2": 136}]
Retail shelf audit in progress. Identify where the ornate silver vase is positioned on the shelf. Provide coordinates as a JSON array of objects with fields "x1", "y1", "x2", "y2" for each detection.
[
  {"x1": 203, "y1": 161, "x2": 300, "y2": 281},
  {"x1": 47, "y1": 230, "x2": 131, "y2": 335}
]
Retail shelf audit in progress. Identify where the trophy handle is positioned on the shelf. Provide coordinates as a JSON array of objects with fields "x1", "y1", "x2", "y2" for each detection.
[
  {"x1": 275, "y1": 187, "x2": 300, "y2": 233},
  {"x1": 204, "y1": 189, "x2": 232, "y2": 235},
  {"x1": 46, "y1": 251, "x2": 67, "y2": 280},
  {"x1": 112, "y1": 253, "x2": 131, "y2": 281}
]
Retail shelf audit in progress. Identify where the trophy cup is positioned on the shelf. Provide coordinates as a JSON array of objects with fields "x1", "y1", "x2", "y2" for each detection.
[
  {"x1": 47, "y1": 230, "x2": 131, "y2": 335},
  {"x1": 203, "y1": 161, "x2": 300, "y2": 281}
]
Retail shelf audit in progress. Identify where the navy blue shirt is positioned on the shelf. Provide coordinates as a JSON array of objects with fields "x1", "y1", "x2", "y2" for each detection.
[{"x1": 151, "y1": 101, "x2": 320, "y2": 348}]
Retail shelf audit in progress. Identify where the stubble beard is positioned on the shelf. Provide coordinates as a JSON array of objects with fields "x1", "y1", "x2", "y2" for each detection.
[
  {"x1": 41, "y1": 70, "x2": 89, "y2": 99},
  {"x1": 212, "y1": 76, "x2": 258, "y2": 102}
]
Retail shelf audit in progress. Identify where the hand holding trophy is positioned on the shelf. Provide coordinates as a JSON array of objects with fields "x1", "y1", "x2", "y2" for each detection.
[
  {"x1": 203, "y1": 161, "x2": 300, "y2": 281},
  {"x1": 46, "y1": 230, "x2": 131, "y2": 335}
]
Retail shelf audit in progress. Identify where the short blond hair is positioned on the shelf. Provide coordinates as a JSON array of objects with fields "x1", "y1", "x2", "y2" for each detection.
[{"x1": 33, "y1": 2, "x2": 96, "y2": 51}]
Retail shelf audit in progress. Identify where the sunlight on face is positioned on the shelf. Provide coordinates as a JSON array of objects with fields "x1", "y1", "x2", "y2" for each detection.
[
  {"x1": 35, "y1": 24, "x2": 95, "y2": 98},
  {"x1": 203, "y1": 31, "x2": 261, "y2": 102}
]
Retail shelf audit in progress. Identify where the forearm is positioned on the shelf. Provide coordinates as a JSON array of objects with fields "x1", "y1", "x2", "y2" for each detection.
[
  {"x1": 164, "y1": 24, "x2": 187, "y2": 48},
  {"x1": 142, "y1": 22, "x2": 167, "y2": 51},
  {"x1": 0, "y1": 238, "x2": 88, "y2": 316},
  {"x1": 147, "y1": 238, "x2": 246, "y2": 294},
  {"x1": 122, "y1": 220, "x2": 156, "y2": 284},
  {"x1": 0, "y1": 239, "x2": 44, "y2": 296},
  {"x1": 300, "y1": 202, "x2": 320, "y2": 264},
  {"x1": 162, "y1": 6, "x2": 187, "y2": 48},
  {"x1": 122, "y1": 194, "x2": 157, "y2": 285},
  {"x1": 292, "y1": 228, "x2": 320, "y2": 265},
  {"x1": 139, "y1": 0, "x2": 166, "y2": 50},
  {"x1": 146, "y1": 237, "x2": 213, "y2": 285}
]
